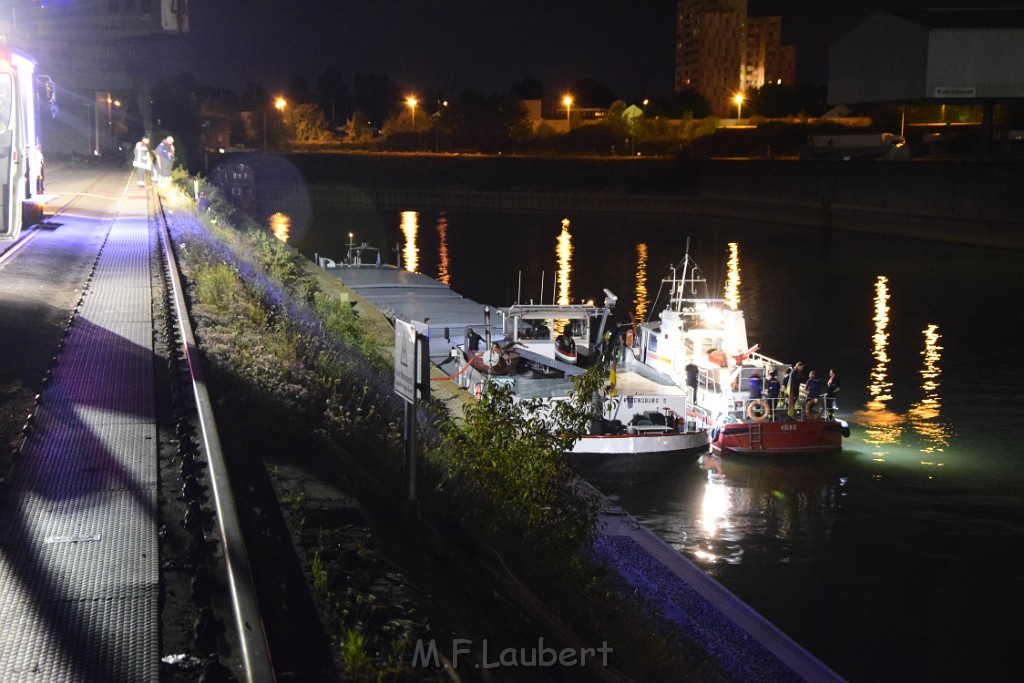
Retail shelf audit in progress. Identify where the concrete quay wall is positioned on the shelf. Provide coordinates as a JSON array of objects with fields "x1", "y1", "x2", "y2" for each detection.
[{"x1": 252, "y1": 154, "x2": 1024, "y2": 250}]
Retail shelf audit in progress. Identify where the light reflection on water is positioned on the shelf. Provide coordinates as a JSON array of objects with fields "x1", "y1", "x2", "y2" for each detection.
[
  {"x1": 724, "y1": 241, "x2": 740, "y2": 310},
  {"x1": 268, "y1": 212, "x2": 290, "y2": 243},
  {"x1": 556, "y1": 218, "x2": 573, "y2": 306},
  {"x1": 634, "y1": 243, "x2": 648, "y2": 321},
  {"x1": 611, "y1": 453, "x2": 846, "y2": 569},
  {"x1": 401, "y1": 210, "x2": 419, "y2": 273},
  {"x1": 553, "y1": 218, "x2": 573, "y2": 334},
  {"x1": 436, "y1": 212, "x2": 450, "y2": 285},
  {"x1": 909, "y1": 324, "x2": 950, "y2": 454},
  {"x1": 854, "y1": 277, "x2": 951, "y2": 462}
]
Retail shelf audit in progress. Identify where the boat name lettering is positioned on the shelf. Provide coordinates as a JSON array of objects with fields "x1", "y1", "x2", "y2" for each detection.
[{"x1": 780, "y1": 423, "x2": 798, "y2": 431}]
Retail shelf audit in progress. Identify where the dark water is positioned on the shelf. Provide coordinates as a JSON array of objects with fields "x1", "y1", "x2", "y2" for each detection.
[{"x1": 277, "y1": 202, "x2": 1024, "y2": 682}]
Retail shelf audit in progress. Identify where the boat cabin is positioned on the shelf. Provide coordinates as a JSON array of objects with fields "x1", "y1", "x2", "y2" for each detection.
[{"x1": 501, "y1": 302, "x2": 607, "y2": 365}]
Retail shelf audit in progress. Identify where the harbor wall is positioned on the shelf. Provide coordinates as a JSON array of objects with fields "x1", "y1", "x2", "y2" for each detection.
[{"x1": 244, "y1": 154, "x2": 1024, "y2": 250}]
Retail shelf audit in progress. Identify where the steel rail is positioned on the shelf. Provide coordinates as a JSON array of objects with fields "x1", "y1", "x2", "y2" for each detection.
[{"x1": 154, "y1": 192, "x2": 276, "y2": 683}]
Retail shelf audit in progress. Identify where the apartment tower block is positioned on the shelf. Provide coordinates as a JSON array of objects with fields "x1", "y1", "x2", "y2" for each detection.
[{"x1": 675, "y1": 0, "x2": 796, "y2": 117}]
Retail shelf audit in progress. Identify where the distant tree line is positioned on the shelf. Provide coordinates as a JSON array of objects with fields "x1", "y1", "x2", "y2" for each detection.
[{"x1": 150, "y1": 67, "x2": 1024, "y2": 167}]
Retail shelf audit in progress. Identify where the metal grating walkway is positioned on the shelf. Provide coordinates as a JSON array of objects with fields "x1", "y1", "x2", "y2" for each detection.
[{"x1": 0, "y1": 181, "x2": 159, "y2": 681}]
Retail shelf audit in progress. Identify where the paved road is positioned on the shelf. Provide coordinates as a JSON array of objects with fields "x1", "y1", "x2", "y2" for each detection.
[{"x1": 1, "y1": 161, "x2": 130, "y2": 395}]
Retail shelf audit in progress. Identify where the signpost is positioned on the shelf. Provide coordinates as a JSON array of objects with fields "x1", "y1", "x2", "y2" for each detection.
[{"x1": 394, "y1": 319, "x2": 430, "y2": 503}]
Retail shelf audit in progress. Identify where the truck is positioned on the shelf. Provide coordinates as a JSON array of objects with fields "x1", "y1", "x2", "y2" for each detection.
[
  {"x1": 800, "y1": 132, "x2": 909, "y2": 161},
  {"x1": 0, "y1": 24, "x2": 56, "y2": 242}
]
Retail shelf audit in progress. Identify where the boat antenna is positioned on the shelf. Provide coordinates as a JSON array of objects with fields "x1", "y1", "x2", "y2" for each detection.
[
  {"x1": 517, "y1": 270, "x2": 522, "y2": 305},
  {"x1": 485, "y1": 306, "x2": 491, "y2": 350},
  {"x1": 539, "y1": 271, "x2": 545, "y2": 305}
]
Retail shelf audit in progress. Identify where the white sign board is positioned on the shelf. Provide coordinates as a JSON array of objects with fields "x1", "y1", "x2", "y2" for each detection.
[
  {"x1": 934, "y1": 86, "x2": 976, "y2": 98},
  {"x1": 394, "y1": 319, "x2": 429, "y2": 403}
]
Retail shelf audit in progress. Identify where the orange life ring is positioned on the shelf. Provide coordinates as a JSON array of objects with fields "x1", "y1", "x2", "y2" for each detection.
[
  {"x1": 746, "y1": 399, "x2": 770, "y2": 422},
  {"x1": 708, "y1": 350, "x2": 728, "y2": 367}
]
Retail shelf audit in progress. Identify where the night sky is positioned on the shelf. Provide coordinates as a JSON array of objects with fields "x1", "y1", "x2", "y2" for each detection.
[{"x1": 158, "y1": 0, "x2": 994, "y2": 97}]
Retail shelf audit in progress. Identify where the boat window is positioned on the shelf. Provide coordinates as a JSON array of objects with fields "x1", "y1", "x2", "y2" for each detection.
[
  {"x1": 0, "y1": 74, "x2": 12, "y2": 134},
  {"x1": 523, "y1": 319, "x2": 551, "y2": 339}
]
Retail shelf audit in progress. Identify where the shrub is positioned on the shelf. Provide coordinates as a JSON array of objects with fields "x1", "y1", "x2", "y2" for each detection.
[
  {"x1": 429, "y1": 365, "x2": 604, "y2": 564},
  {"x1": 193, "y1": 262, "x2": 242, "y2": 310}
]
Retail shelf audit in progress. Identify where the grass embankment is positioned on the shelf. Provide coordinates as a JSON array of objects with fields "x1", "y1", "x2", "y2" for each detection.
[{"x1": 162, "y1": 171, "x2": 720, "y2": 682}]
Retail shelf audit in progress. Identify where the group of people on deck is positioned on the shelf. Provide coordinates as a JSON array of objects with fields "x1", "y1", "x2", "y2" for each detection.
[{"x1": 748, "y1": 363, "x2": 840, "y2": 419}]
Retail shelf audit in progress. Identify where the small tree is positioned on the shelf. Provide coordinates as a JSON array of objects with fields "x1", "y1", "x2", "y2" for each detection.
[
  {"x1": 429, "y1": 362, "x2": 605, "y2": 562},
  {"x1": 345, "y1": 108, "x2": 375, "y2": 142},
  {"x1": 286, "y1": 103, "x2": 333, "y2": 144}
]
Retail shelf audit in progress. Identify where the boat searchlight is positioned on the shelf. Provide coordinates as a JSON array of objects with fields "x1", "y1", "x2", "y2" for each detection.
[{"x1": 603, "y1": 288, "x2": 618, "y2": 307}]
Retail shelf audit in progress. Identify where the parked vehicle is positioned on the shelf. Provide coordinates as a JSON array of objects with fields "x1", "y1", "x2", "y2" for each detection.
[
  {"x1": 0, "y1": 25, "x2": 55, "y2": 241},
  {"x1": 801, "y1": 132, "x2": 909, "y2": 161}
]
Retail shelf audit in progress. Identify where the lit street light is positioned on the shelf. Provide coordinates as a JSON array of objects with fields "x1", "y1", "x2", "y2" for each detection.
[
  {"x1": 264, "y1": 96, "x2": 287, "y2": 150},
  {"x1": 733, "y1": 92, "x2": 744, "y2": 121},
  {"x1": 407, "y1": 97, "x2": 418, "y2": 131},
  {"x1": 563, "y1": 95, "x2": 573, "y2": 129}
]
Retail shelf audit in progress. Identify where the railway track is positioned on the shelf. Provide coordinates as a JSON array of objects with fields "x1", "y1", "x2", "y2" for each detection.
[
  {"x1": 153, "y1": 191, "x2": 342, "y2": 681},
  {"x1": 152, "y1": 193, "x2": 274, "y2": 681}
]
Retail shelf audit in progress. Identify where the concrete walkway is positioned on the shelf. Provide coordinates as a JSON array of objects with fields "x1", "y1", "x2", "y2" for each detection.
[{"x1": 0, "y1": 164, "x2": 160, "y2": 681}]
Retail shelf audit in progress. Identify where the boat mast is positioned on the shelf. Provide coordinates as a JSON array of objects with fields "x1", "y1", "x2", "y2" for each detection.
[{"x1": 667, "y1": 237, "x2": 692, "y2": 313}]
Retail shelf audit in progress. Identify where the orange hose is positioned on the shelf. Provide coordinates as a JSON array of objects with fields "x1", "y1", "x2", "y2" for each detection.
[{"x1": 431, "y1": 351, "x2": 483, "y2": 380}]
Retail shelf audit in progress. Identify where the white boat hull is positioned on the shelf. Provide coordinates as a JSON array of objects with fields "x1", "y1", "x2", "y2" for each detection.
[{"x1": 567, "y1": 429, "x2": 709, "y2": 484}]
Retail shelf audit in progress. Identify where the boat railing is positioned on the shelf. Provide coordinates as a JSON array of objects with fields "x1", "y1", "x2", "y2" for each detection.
[{"x1": 726, "y1": 395, "x2": 830, "y2": 423}]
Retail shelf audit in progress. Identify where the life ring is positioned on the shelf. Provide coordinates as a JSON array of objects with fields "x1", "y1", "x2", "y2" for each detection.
[
  {"x1": 805, "y1": 398, "x2": 822, "y2": 418},
  {"x1": 746, "y1": 399, "x2": 770, "y2": 422},
  {"x1": 708, "y1": 350, "x2": 728, "y2": 367}
]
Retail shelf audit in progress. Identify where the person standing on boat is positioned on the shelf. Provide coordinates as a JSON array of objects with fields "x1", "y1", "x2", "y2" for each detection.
[
  {"x1": 766, "y1": 370, "x2": 781, "y2": 413},
  {"x1": 786, "y1": 362, "x2": 806, "y2": 418},
  {"x1": 685, "y1": 363, "x2": 699, "y2": 403},
  {"x1": 804, "y1": 370, "x2": 823, "y2": 420},
  {"x1": 805, "y1": 370, "x2": 821, "y2": 400},
  {"x1": 826, "y1": 369, "x2": 841, "y2": 418},
  {"x1": 748, "y1": 371, "x2": 763, "y2": 399},
  {"x1": 466, "y1": 327, "x2": 482, "y2": 352}
]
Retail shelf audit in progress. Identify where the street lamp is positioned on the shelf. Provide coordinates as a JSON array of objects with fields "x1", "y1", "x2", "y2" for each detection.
[
  {"x1": 407, "y1": 97, "x2": 418, "y2": 131},
  {"x1": 733, "y1": 92, "x2": 744, "y2": 121},
  {"x1": 434, "y1": 100, "x2": 447, "y2": 152},
  {"x1": 563, "y1": 95, "x2": 573, "y2": 129},
  {"x1": 264, "y1": 96, "x2": 287, "y2": 150}
]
